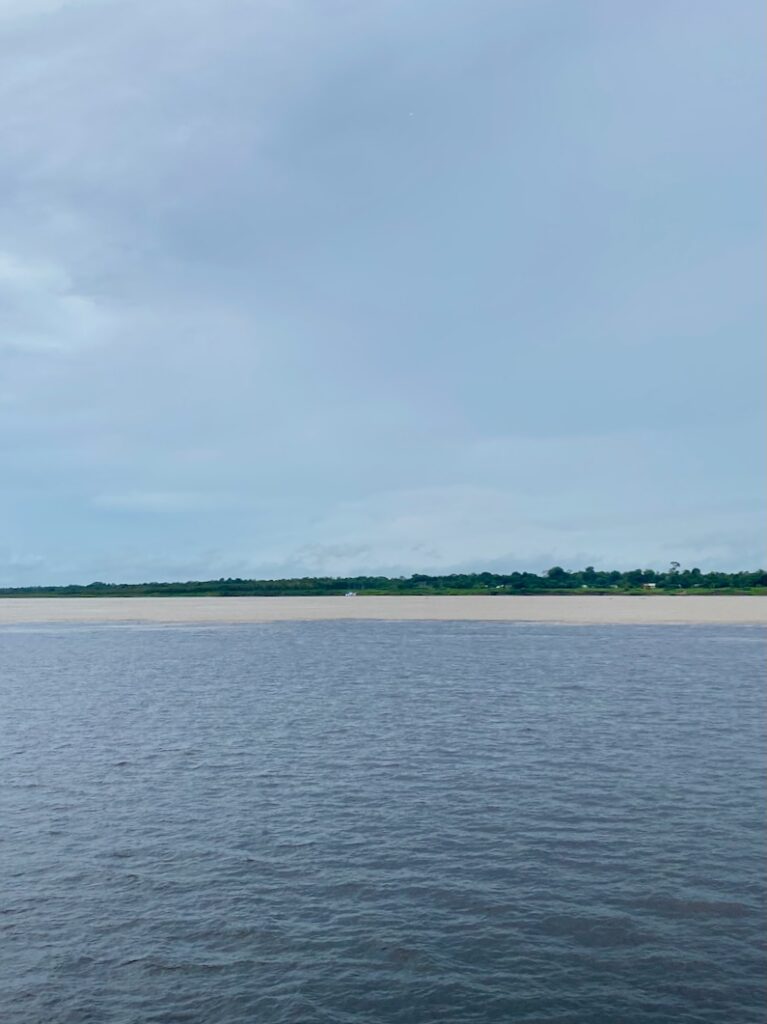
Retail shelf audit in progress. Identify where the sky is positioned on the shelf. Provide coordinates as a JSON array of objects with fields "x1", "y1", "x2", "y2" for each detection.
[{"x1": 0, "y1": 0, "x2": 764, "y2": 585}]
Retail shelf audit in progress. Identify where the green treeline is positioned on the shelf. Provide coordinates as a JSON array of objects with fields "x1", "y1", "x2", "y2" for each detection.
[{"x1": 2, "y1": 565, "x2": 765, "y2": 597}]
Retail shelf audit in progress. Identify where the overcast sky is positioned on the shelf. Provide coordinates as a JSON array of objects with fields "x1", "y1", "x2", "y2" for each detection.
[{"x1": 1, "y1": 0, "x2": 764, "y2": 585}]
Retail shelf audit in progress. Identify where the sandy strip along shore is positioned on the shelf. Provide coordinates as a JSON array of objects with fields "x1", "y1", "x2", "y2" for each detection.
[{"x1": 0, "y1": 595, "x2": 765, "y2": 625}]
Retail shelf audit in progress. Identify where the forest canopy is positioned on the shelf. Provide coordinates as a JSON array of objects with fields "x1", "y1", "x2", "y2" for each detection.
[{"x1": 1, "y1": 566, "x2": 765, "y2": 597}]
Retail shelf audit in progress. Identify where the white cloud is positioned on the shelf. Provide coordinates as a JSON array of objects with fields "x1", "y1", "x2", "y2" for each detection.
[
  {"x1": 0, "y1": 251, "x2": 110, "y2": 352},
  {"x1": 92, "y1": 490, "x2": 233, "y2": 511}
]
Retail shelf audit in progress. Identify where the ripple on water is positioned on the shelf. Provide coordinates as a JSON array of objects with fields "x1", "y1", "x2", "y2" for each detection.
[{"x1": 0, "y1": 621, "x2": 764, "y2": 1023}]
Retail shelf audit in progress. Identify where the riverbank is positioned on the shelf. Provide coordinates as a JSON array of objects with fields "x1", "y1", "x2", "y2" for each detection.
[{"x1": 1, "y1": 595, "x2": 765, "y2": 625}]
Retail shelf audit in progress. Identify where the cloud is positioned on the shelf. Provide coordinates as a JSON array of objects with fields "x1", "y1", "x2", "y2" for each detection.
[
  {"x1": 0, "y1": 0, "x2": 75, "y2": 21},
  {"x1": 0, "y1": 0, "x2": 763, "y2": 584},
  {"x1": 0, "y1": 251, "x2": 110, "y2": 352},
  {"x1": 91, "y1": 490, "x2": 233, "y2": 511}
]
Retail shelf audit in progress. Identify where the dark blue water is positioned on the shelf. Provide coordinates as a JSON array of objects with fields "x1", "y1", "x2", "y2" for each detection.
[{"x1": 1, "y1": 621, "x2": 764, "y2": 1023}]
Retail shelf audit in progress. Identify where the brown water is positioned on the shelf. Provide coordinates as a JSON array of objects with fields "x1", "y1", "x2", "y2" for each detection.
[{"x1": 0, "y1": 594, "x2": 765, "y2": 624}]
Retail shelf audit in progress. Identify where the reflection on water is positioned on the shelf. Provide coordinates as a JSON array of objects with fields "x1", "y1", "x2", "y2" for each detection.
[{"x1": 1, "y1": 622, "x2": 764, "y2": 1023}]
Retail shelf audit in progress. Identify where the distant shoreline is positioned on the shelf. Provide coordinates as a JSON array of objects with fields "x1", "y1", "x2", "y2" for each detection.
[
  {"x1": 1, "y1": 568, "x2": 764, "y2": 601},
  {"x1": 1, "y1": 595, "x2": 765, "y2": 625}
]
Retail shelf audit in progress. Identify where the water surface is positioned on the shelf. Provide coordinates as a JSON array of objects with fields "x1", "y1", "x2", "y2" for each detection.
[{"x1": 1, "y1": 622, "x2": 764, "y2": 1023}]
